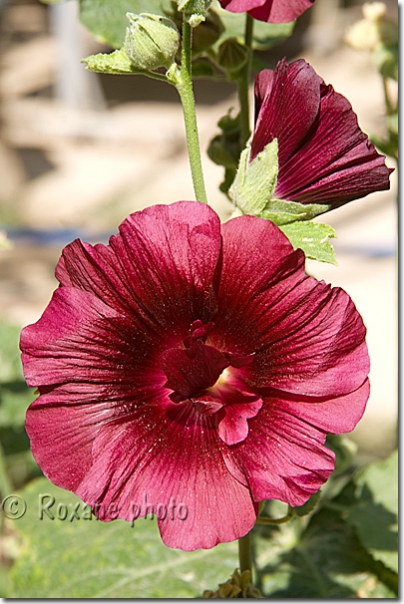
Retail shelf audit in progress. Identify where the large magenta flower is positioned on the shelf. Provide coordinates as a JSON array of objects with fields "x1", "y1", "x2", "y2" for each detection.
[
  {"x1": 21, "y1": 202, "x2": 370, "y2": 551},
  {"x1": 219, "y1": 0, "x2": 315, "y2": 24},
  {"x1": 252, "y1": 59, "x2": 392, "y2": 209}
]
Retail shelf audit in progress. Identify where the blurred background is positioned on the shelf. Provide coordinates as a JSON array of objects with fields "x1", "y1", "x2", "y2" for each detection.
[{"x1": 0, "y1": 0, "x2": 397, "y2": 491}]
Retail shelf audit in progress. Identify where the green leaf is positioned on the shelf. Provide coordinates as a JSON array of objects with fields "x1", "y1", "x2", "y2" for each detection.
[
  {"x1": 10, "y1": 478, "x2": 238, "y2": 598},
  {"x1": 254, "y1": 508, "x2": 396, "y2": 598},
  {"x1": 387, "y1": 113, "x2": 398, "y2": 135},
  {"x1": 79, "y1": 0, "x2": 173, "y2": 48},
  {"x1": 280, "y1": 221, "x2": 337, "y2": 264},
  {"x1": 370, "y1": 132, "x2": 398, "y2": 160},
  {"x1": 374, "y1": 43, "x2": 398, "y2": 81},
  {"x1": 83, "y1": 48, "x2": 149, "y2": 75},
  {"x1": 211, "y1": 1, "x2": 295, "y2": 51},
  {"x1": 346, "y1": 450, "x2": 398, "y2": 573},
  {"x1": 0, "y1": 322, "x2": 33, "y2": 429}
]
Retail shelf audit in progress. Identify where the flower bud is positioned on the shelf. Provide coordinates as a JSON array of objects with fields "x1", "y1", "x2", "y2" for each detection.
[
  {"x1": 191, "y1": 10, "x2": 224, "y2": 55},
  {"x1": 124, "y1": 13, "x2": 180, "y2": 71},
  {"x1": 217, "y1": 38, "x2": 248, "y2": 74}
]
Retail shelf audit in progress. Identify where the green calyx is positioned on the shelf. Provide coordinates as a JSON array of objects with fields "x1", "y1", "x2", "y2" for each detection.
[
  {"x1": 229, "y1": 138, "x2": 337, "y2": 264},
  {"x1": 217, "y1": 37, "x2": 248, "y2": 74},
  {"x1": 229, "y1": 139, "x2": 330, "y2": 225},
  {"x1": 124, "y1": 12, "x2": 180, "y2": 71},
  {"x1": 229, "y1": 138, "x2": 279, "y2": 218}
]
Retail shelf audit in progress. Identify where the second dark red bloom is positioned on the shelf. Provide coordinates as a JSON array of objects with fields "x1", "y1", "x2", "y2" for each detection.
[{"x1": 252, "y1": 58, "x2": 392, "y2": 210}]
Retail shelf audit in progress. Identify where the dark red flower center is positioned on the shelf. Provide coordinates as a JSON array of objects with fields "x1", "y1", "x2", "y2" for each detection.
[{"x1": 161, "y1": 320, "x2": 263, "y2": 445}]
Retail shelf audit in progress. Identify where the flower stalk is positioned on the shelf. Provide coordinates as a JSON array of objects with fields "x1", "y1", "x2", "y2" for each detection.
[
  {"x1": 174, "y1": 18, "x2": 208, "y2": 204},
  {"x1": 237, "y1": 14, "x2": 254, "y2": 148},
  {"x1": 238, "y1": 531, "x2": 252, "y2": 574}
]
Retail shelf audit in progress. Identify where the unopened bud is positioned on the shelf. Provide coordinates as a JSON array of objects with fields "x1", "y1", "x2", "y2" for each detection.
[
  {"x1": 192, "y1": 10, "x2": 224, "y2": 55},
  {"x1": 124, "y1": 13, "x2": 180, "y2": 71},
  {"x1": 217, "y1": 38, "x2": 248, "y2": 74}
]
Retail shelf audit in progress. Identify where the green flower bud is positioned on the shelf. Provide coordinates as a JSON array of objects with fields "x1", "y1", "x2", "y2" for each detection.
[
  {"x1": 124, "y1": 13, "x2": 180, "y2": 71},
  {"x1": 217, "y1": 38, "x2": 248, "y2": 74}
]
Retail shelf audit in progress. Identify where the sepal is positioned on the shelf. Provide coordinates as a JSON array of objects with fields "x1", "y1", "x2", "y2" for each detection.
[{"x1": 229, "y1": 139, "x2": 330, "y2": 225}]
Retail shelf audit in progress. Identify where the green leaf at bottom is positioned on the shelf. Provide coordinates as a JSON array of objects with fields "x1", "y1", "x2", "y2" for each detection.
[{"x1": 10, "y1": 478, "x2": 237, "y2": 598}]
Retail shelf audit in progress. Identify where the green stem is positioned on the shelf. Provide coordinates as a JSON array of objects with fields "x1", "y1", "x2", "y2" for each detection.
[
  {"x1": 174, "y1": 19, "x2": 208, "y2": 204},
  {"x1": 382, "y1": 76, "x2": 394, "y2": 115},
  {"x1": 136, "y1": 69, "x2": 170, "y2": 83},
  {"x1": 237, "y1": 14, "x2": 254, "y2": 148},
  {"x1": 255, "y1": 503, "x2": 295, "y2": 525},
  {"x1": 238, "y1": 531, "x2": 252, "y2": 574},
  {"x1": 256, "y1": 512, "x2": 293, "y2": 525}
]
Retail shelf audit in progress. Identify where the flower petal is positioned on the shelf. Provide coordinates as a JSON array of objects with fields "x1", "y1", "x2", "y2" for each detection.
[
  {"x1": 75, "y1": 401, "x2": 256, "y2": 551},
  {"x1": 252, "y1": 59, "x2": 391, "y2": 208},
  {"x1": 220, "y1": 0, "x2": 315, "y2": 23},
  {"x1": 223, "y1": 382, "x2": 369, "y2": 505},
  {"x1": 249, "y1": 284, "x2": 370, "y2": 397},
  {"x1": 20, "y1": 287, "x2": 163, "y2": 390},
  {"x1": 211, "y1": 214, "x2": 369, "y2": 399},
  {"x1": 222, "y1": 399, "x2": 332, "y2": 506},
  {"x1": 25, "y1": 389, "x2": 119, "y2": 492},
  {"x1": 56, "y1": 201, "x2": 222, "y2": 336},
  {"x1": 275, "y1": 83, "x2": 392, "y2": 206},
  {"x1": 249, "y1": 0, "x2": 315, "y2": 23},
  {"x1": 211, "y1": 213, "x2": 306, "y2": 353},
  {"x1": 252, "y1": 60, "x2": 321, "y2": 163},
  {"x1": 218, "y1": 397, "x2": 263, "y2": 445}
]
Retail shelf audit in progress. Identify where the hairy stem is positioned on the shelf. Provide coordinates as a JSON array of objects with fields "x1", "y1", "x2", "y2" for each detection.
[
  {"x1": 237, "y1": 14, "x2": 254, "y2": 148},
  {"x1": 175, "y1": 19, "x2": 208, "y2": 204}
]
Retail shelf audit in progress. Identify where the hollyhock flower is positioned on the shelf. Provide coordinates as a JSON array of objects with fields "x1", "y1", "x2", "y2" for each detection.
[
  {"x1": 219, "y1": 0, "x2": 315, "y2": 24},
  {"x1": 21, "y1": 201, "x2": 370, "y2": 551},
  {"x1": 252, "y1": 58, "x2": 392, "y2": 210}
]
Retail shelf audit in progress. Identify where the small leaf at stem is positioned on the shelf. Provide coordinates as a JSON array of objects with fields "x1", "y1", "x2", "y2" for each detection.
[
  {"x1": 280, "y1": 221, "x2": 337, "y2": 265},
  {"x1": 83, "y1": 48, "x2": 143, "y2": 74}
]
